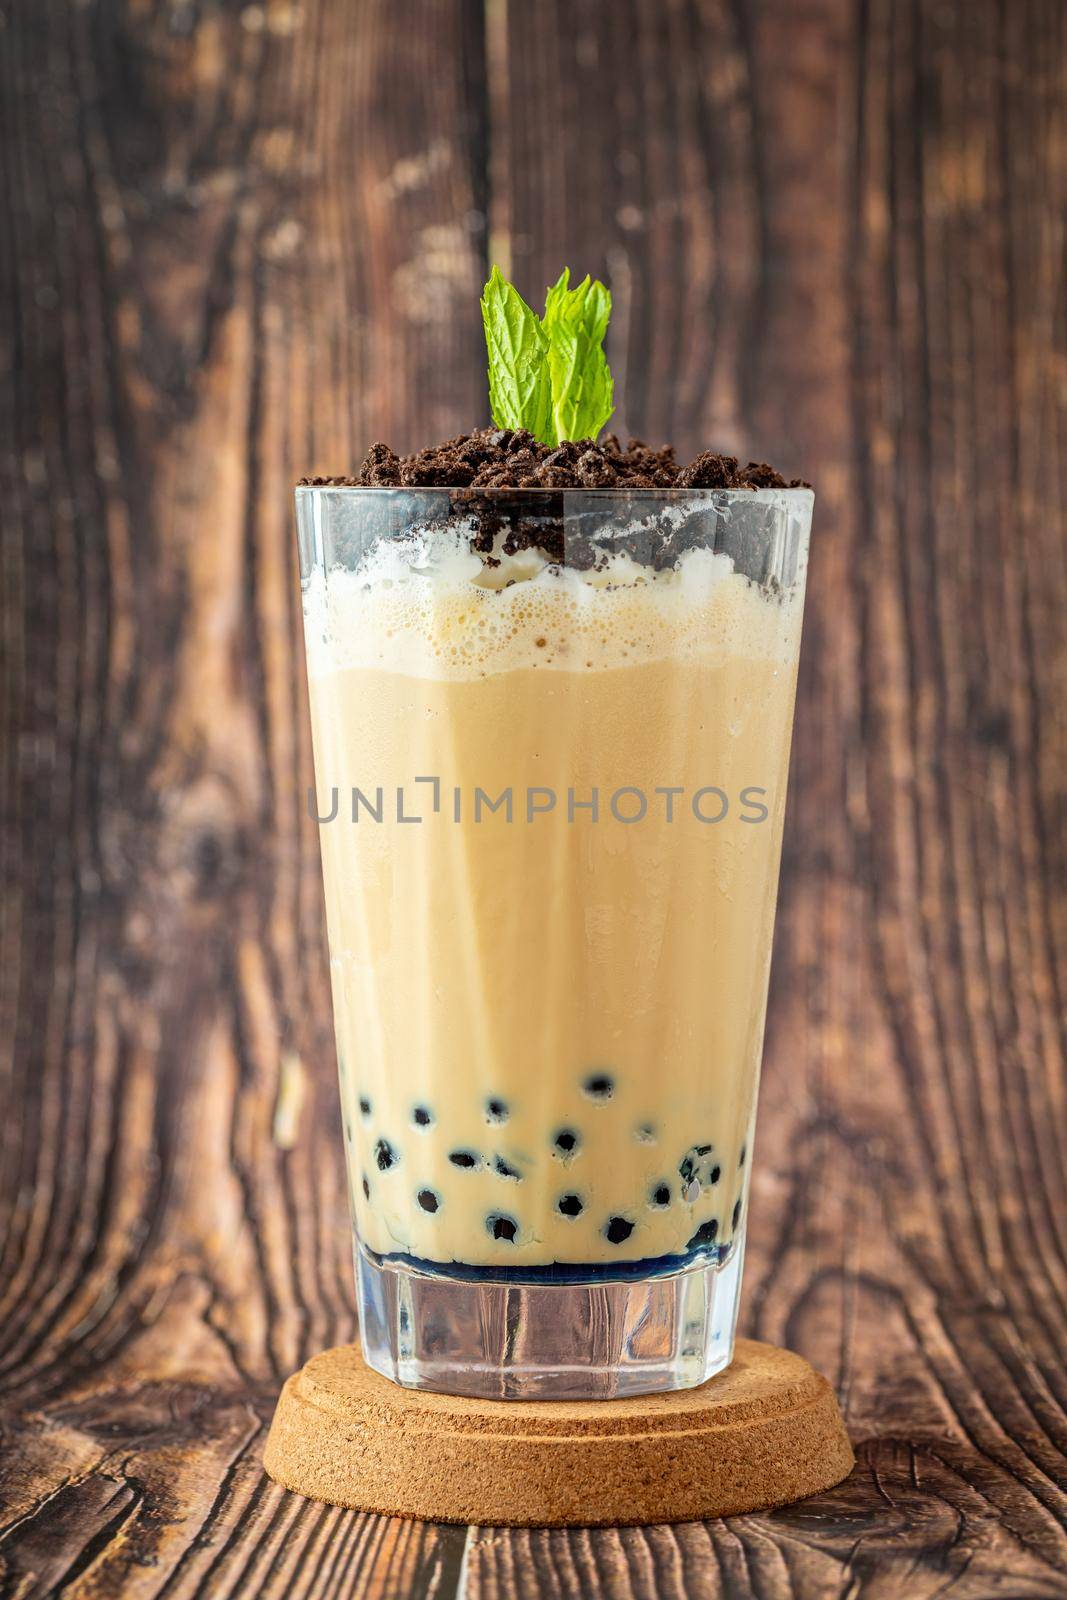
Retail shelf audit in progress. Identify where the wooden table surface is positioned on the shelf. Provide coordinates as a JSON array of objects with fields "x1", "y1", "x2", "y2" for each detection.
[{"x1": 2, "y1": 2, "x2": 1065, "y2": 1596}]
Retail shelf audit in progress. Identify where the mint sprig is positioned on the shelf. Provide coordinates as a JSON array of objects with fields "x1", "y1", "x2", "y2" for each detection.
[{"x1": 481, "y1": 265, "x2": 615, "y2": 446}]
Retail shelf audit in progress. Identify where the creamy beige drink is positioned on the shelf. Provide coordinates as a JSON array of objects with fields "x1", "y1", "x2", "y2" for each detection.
[{"x1": 302, "y1": 501, "x2": 807, "y2": 1274}]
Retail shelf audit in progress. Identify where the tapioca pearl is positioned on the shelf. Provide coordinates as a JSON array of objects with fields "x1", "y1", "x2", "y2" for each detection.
[
  {"x1": 552, "y1": 1128, "x2": 580, "y2": 1159},
  {"x1": 604, "y1": 1216, "x2": 635, "y2": 1245},
  {"x1": 687, "y1": 1218, "x2": 719, "y2": 1250},
  {"x1": 485, "y1": 1098, "x2": 509, "y2": 1124},
  {"x1": 732, "y1": 1198, "x2": 742, "y2": 1231},
  {"x1": 739, "y1": 1143, "x2": 747, "y2": 1168},
  {"x1": 417, "y1": 1188, "x2": 441, "y2": 1214},
  {"x1": 345, "y1": 1121, "x2": 353, "y2": 1144},
  {"x1": 412, "y1": 1106, "x2": 433, "y2": 1129},
  {"x1": 650, "y1": 1183, "x2": 671, "y2": 1208},
  {"x1": 374, "y1": 1138, "x2": 398, "y2": 1172},
  {"x1": 359, "y1": 1096, "x2": 372, "y2": 1119},
  {"x1": 493, "y1": 1155, "x2": 521, "y2": 1180},
  {"x1": 557, "y1": 1193, "x2": 584, "y2": 1219},
  {"x1": 681, "y1": 1145, "x2": 713, "y2": 1184},
  {"x1": 710, "y1": 1164, "x2": 722, "y2": 1186},
  {"x1": 582, "y1": 1073, "x2": 614, "y2": 1101},
  {"x1": 679, "y1": 1144, "x2": 717, "y2": 1192},
  {"x1": 634, "y1": 1123, "x2": 657, "y2": 1144},
  {"x1": 448, "y1": 1149, "x2": 481, "y2": 1169},
  {"x1": 486, "y1": 1213, "x2": 518, "y2": 1243},
  {"x1": 361, "y1": 1176, "x2": 370, "y2": 1200}
]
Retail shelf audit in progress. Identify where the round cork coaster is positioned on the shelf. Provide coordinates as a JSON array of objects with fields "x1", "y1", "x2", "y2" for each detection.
[{"x1": 263, "y1": 1339, "x2": 854, "y2": 1526}]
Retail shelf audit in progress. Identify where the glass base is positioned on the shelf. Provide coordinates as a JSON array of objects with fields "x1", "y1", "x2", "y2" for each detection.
[{"x1": 355, "y1": 1231, "x2": 746, "y2": 1399}]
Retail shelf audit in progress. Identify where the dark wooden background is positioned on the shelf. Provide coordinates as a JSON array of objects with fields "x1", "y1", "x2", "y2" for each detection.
[{"x1": 2, "y1": 1, "x2": 1065, "y2": 1596}]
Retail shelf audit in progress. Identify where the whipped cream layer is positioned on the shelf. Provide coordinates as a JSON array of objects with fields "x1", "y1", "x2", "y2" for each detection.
[{"x1": 302, "y1": 521, "x2": 804, "y2": 682}]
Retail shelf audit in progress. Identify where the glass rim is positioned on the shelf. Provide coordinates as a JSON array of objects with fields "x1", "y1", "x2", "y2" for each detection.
[{"x1": 294, "y1": 483, "x2": 814, "y2": 504}]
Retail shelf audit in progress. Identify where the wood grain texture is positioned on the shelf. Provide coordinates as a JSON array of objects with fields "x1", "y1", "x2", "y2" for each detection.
[{"x1": 0, "y1": 0, "x2": 1064, "y2": 1597}]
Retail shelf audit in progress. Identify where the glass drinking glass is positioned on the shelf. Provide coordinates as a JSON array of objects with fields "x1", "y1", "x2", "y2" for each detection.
[{"x1": 297, "y1": 485, "x2": 811, "y2": 1399}]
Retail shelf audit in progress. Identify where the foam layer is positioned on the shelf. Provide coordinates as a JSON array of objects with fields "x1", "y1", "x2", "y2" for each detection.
[{"x1": 302, "y1": 528, "x2": 803, "y2": 681}]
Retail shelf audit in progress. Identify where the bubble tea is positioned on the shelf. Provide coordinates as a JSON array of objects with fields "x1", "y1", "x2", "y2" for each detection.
[{"x1": 298, "y1": 474, "x2": 811, "y2": 1398}]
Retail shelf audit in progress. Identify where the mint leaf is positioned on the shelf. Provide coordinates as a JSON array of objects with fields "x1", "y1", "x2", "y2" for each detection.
[
  {"x1": 480, "y1": 266, "x2": 556, "y2": 445},
  {"x1": 542, "y1": 268, "x2": 614, "y2": 443},
  {"x1": 543, "y1": 268, "x2": 572, "y2": 333}
]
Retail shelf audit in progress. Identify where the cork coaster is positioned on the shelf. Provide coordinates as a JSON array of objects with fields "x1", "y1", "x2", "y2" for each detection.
[{"x1": 264, "y1": 1339, "x2": 854, "y2": 1526}]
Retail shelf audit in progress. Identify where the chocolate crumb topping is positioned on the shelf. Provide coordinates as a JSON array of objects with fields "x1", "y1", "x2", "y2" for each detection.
[
  {"x1": 298, "y1": 429, "x2": 808, "y2": 493},
  {"x1": 297, "y1": 432, "x2": 810, "y2": 582}
]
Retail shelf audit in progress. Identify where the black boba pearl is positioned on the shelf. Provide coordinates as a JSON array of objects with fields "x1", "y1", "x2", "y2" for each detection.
[
  {"x1": 345, "y1": 1121, "x2": 353, "y2": 1143},
  {"x1": 374, "y1": 1138, "x2": 397, "y2": 1171},
  {"x1": 359, "y1": 1097, "x2": 372, "y2": 1118},
  {"x1": 448, "y1": 1150, "x2": 480, "y2": 1169},
  {"x1": 486, "y1": 1213, "x2": 518, "y2": 1242},
  {"x1": 583, "y1": 1073, "x2": 615, "y2": 1100},
  {"x1": 485, "y1": 1098, "x2": 509, "y2": 1123},
  {"x1": 493, "y1": 1155, "x2": 521, "y2": 1180},
  {"x1": 604, "y1": 1216, "x2": 635, "y2": 1245},
  {"x1": 557, "y1": 1193, "x2": 584, "y2": 1218},
  {"x1": 553, "y1": 1129, "x2": 580, "y2": 1157},
  {"x1": 417, "y1": 1188, "x2": 440, "y2": 1214},
  {"x1": 412, "y1": 1106, "x2": 433, "y2": 1128},
  {"x1": 710, "y1": 1165, "x2": 722, "y2": 1185},
  {"x1": 361, "y1": 1176, "x2": 370, "y2": 1200},
  {"x1": 679, "y1": 1149, "x2": 705, "y2": 1182},
  {"x1": 732, "y1": 1198, "x2": 742, "y2": 1231},
  {"x1": 687, "y1": 1218, "x2": 719, "y2": 1250},
  {"x1": 739, "y1": 1143, "x2": 747, "y2": 1167},
  {"x1": 679, "y1": 1145, "x2": 716, "y2": 1189},
  {"x1": 650, "y1": 1183, "x2": 671, "y2": 1208}
]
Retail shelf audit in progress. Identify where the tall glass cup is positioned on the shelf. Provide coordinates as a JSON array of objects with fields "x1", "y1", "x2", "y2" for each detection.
[{"x1": 297, "y1": 486, "x2": 811, "y2": 1399}]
